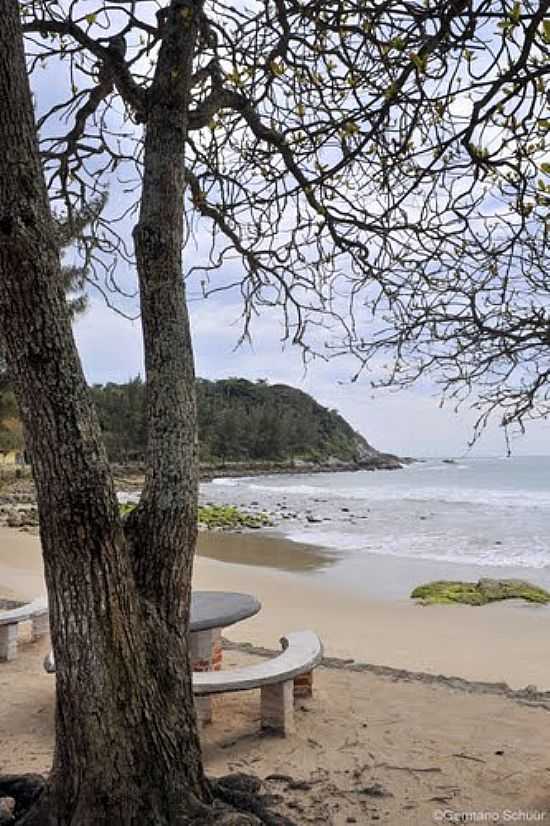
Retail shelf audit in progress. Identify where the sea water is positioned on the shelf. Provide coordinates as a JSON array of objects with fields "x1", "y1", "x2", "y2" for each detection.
[{"x1": 202, "y1": 456, "x2": 550, "y2": 593}]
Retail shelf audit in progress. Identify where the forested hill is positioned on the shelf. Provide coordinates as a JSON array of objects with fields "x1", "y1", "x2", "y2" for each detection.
[
  {"x1": 0, "y1": 375, "x2": 402, "y2": 471},
  {"x1": 89, "y1": 377, "x2": 401, "y2": 470}
]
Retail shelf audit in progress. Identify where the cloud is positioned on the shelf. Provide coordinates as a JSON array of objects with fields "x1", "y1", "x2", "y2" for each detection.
[{"x1": 74, "y1": 298, "x2": 144, "y2": 383}]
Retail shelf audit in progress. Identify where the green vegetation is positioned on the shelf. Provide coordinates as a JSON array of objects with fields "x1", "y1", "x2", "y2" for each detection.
[
  {"x1": 411, "y1": 578, "x2": 550, "y2": 606},
  {"x1": 197, "y1": 505, "x2": 272, "y2": 530},
  {"x1": 120, "y1": 501, "x2": 272, "y2": 530},
  {"x1": 0, "y1": 374, "x2": 395, "y2": 468},
  {"x1": 86, "y1": 376, "x2": 377, "y2": 465},
  {"x1": 119, "y1": 502, "x2": 137, "y2": 517}
]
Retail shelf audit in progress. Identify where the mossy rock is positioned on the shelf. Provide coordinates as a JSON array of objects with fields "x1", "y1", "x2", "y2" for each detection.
[
  {"x1": 119, "y1": 502, "x2": 136, "y2": 517},
  {"x1": 119, "y1": 502, "x2": 272, "y2": 531},
  {"x1": 411, "y1": 578, "x2": 550, "y2": 606},
  {"x1": 197, "y1": 504, "x2": 272, "y2": 530}
]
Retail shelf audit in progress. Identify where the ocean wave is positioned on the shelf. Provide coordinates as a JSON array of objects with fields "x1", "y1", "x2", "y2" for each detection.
[
  {"x1": 227, "y1": 478, "x2": 550, "y2": 510},
  {"x1": 243, "y1": 482, "x2": 336, "y2": 496},
  {"x1": 284, "y1": 528, "x2": 550, "y2": 570}
]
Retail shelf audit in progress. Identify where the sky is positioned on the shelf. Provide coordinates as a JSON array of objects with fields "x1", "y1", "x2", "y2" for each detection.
[
  {"x1": 29, "y1": 3, "x2": 549, "y2": 460},
  {"x1": 74, "y1": 293, "x2": 550, "y2": 459}
]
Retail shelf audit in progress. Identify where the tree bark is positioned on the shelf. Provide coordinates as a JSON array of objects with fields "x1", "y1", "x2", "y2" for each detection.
[
  {"x1": 0, "y1": 1, "x2": 208, "y2": 823},
  {"x1": 128, "y1": 0, "x2": 201, "y2": 622}
]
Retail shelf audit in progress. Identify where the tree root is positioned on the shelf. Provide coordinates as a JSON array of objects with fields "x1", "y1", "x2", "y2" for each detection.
[
  {"x1": 211, "y1": 773, "x2": 298, "y2": 825},
  {"x1": 2, "y1": 772, "x2": 298, "y2": 826},
  {"x1": 0, "y1": 775, "x2": 46, "y2": 823}
]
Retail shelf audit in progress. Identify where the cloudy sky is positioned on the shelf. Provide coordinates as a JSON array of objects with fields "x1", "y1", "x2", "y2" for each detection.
[
  {"x1": 28, "y1": 5, "x2": 548, "y2": 460},
  {"x1": 74, "y1": 292, "x2": 550, "y2": 458}
]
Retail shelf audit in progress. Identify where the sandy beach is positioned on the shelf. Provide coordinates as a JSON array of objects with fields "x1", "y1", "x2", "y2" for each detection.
[
  {"x1": 3, "y1": 526, "x2": 549, "y2": 688},
  {"x1": 195, "y1": 532, "x2": 550, "y2": 690},
  {"x1": 2, "y1": 633, "x2": 550, "y2": 823},
  {"x1": 2, "y1": 525, "x2": 550, "y2": 823}
]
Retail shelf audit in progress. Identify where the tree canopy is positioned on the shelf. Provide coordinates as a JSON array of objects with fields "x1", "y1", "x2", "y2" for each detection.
[{"x1": 21, "y1": 0, "x2": 550, "y2": 435}]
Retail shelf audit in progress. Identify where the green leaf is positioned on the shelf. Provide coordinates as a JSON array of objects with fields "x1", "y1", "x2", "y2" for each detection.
[
  {"x1": 269, "y1": 61, "x2": 285, "y2": 77},
  {"x1": 340, "y1": 120, "x2": 359, "y2": 137},
  {"x1": 226, "y1": 68, "x2": 242, "y2": 86},
  {"x1": 409, "y1": 52, "x2": 427, "y2": 73},
  {"x1": 85, "y1": 13, "x2": 96, "y2": 25},
  {"x1": 390, "y1": 36, "x2": 406, "y2": 51},
  {"x1": 510, "y1": 2, "x2": 521, "y2": 24}
]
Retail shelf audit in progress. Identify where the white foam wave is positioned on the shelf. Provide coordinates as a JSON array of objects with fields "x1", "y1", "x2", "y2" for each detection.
[
  {"x1": 285, "y1": 528, "x2": 550, "y2": 570},
  {"x1": 118, "y1": 492, "x2": 139, "y2": 504},
  {"x1": 243, "y1": 482, "x2": 335, "y2": 496},
  {"x1": 230, "y1": 479, "x2": 550, "y2": 510}
]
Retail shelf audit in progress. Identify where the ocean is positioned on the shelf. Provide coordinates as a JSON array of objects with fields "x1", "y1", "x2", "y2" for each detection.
[{"x1": 201, "y1": 456, "x2": 550, "y2": 594}]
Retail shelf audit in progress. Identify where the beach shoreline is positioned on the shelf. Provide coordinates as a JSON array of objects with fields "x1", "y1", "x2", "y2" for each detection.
[{"x1": 2, "y1": 525, "x2": 549, "y2": 690}]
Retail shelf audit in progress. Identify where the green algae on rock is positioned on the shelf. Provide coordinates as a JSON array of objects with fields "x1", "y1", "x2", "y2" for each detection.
[
  {"x1": 197, "y1": 504, "x2": 272, "y2": 530},
  {"x1": 411, "y1": 578, "x2": 550, "y2": 606},
  {"x1": 120, "y1": 501, "x2": 272, "y2": 530}
]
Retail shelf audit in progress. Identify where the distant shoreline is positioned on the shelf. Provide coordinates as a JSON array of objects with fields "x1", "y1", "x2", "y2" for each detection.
[
  {"x1": 0, "y1": 452, "x2": 416, "y2": 491},
  {"x1": 112, "y1": 453, "x2": 415, "y2": 488}
]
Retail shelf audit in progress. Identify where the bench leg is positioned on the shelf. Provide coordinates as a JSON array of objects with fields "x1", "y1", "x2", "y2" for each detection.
[
  {"x1": 0, "y1": 624, "x2": 18, "y2": 661},
  {"x1": 195, "y1": 696, "x2": 213, "y2": 726},
  {"x1": 31, "y1": 613, "x2": 49, "y2": 641},
  {"x1": 261, "y1": 680, "x2": 295, "y2": 735},
  {"x1": 211, "y1": 631, "x2": 223, "y2": 671},
  {"x1": 191, "y1": 628, "x2": 222, "y2": 672},
  {"x1": 293, "y1": 670, "x2": 314, "y2": 700},
  {"x1": 191, "y1": 628, "x2": 222, "y2": 726}
]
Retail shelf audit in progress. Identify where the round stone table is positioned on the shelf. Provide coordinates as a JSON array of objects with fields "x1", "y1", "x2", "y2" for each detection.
[
  {"x1": 190, "y1": 590, "x2": 261, "y2": 635},
  {"x1": 190, "y1": 591, "x2": 261, "y2": 723}
]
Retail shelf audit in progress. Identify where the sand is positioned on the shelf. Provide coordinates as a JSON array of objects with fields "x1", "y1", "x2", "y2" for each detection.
[
  {"x1": 2, "y1": 525, "x2": 550, "y2": 823},
  {"x1": 1, "y1": 527, "x2": 550, "y2": 688},
  {"x1": 194, "y1": 533, "x2": 550, "y2": 690},
  {"x1": 1, "y1": 636, "x2": 549, "y2": 824},
  {"x1": 0, "y1": 529, "x2": 45, "y2": 602}
]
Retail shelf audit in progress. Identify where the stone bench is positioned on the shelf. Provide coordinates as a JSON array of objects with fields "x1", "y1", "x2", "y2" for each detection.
[
  {"x1": 44, "y1": 629, "x2": 323, "y2": 735},
  {"x1": 0, "y1": 598, "x2": 49, "y2": 661},
  {"x1": 194, "y1": 630, "x2": 323, "y2": 735}
]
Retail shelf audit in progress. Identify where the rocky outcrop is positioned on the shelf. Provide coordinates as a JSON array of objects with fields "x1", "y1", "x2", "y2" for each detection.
[
  {"x1": 411, "y1": 578, "x2": 550, "y2": 606},
  {"x1": 200, "y1": 450, "x2": 405, "y2": 479}
]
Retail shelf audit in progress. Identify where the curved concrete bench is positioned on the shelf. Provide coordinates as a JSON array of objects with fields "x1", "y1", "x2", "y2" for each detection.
[
  {"x1": 0, "y1": 597, "x2": 49, "y2": 661},
  {"x1": 46, "y1": 630, "x2": 323, "y2": 734},
  {"x1": 194, "y1": 630, "x2": 323, "y2": 734}
]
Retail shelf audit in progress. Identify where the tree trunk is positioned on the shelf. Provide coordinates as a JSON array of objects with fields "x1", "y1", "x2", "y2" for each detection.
[
  {"x1": 127, "y1": 0, "x2": 201, "y2": 622},
  {"x1": 0, "y1": 2, "x2": 209, "y2": 823}
]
